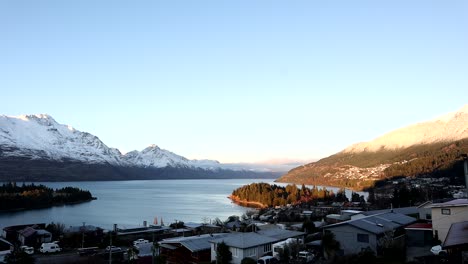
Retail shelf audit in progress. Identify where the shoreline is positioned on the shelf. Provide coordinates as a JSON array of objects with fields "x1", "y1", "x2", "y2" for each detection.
[
  {"x1": 273, "y1": 180, "x2": 366, "y2": 192},
  {"x1": 228, "y1": 194, "x2": 269, "y2": 209},
  {"x1": 0, "y1": 197, "x2": 96, "y2": 214}
]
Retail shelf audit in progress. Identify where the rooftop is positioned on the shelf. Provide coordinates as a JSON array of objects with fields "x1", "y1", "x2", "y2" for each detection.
[
  {"x1": 361, "y1": 206, "x2": 418, "y2": 216},
  {"x1": 404, "y1": 223, "x2": 432, "y2": 230},
  {"x1": 210, "y1": 232, "x2": 277, "y2": 249},
  {"x1": 325, "y1": 212, "x2": 416, "y2": 235},
  {"x1": 432, "y1": 198, "x2": 468, "y2": 208},
  {"x1": 442, "y1": 221, "x2": 468, "y2": 248},
  {"x1": 161, "y1": 233, "x2": 229, "y2": 252}
]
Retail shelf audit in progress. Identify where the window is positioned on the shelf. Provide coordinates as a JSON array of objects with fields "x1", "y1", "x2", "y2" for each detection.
[
  {"x1": 441, "y1": 208, "x2": 451, "y2": 215},
  {"x1": 245, "y1": 247, "x2": 257, "y2": 257},
  {"x1": 264, "y1": 243, "x2": 271, "y2": 252},
  {"x1": 357, "y1": 234, "x2": 369, "y2": 243},
  {"x1": 426, "y1": 213, "x2": 432, "y2": 220}
]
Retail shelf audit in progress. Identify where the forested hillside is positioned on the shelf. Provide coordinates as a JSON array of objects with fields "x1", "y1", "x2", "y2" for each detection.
[{"x1": 278, "y1": 139, "x2": 468, "y2": 190}]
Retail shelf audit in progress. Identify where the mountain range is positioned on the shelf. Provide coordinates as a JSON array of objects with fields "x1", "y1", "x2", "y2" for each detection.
[
  {"x1": 277, "y1": 105, "x2": 468, "y2": 190},
  {"x1": 0, "y1": 114, "x2": 283, "y2": 181}
]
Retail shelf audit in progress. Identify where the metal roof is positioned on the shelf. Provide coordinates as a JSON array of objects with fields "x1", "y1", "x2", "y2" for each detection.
[
  {"x1": 325, "y1": 212, "x2": 416, "y2": 235},
  {"x1": 361, "y1": 206, "x2": 418, "y2": 216},
  {"x1": 210, "y1": 232, "x2": 277, "y2": 249},
  {"x1": 442, "y1": 221, "x2": 468, "y2": 248},
  {"x1": 18, "y1": 227, "x2": 36, "y2": 238},
  {"x1": 256, "y1": 228, "x2": 305, "y2": 242},
  {"x1": 161, "y1": 233, "x2": 229, "y2": 252},
  {"x1": 432, "y1": 199, "x2": 468, "y2": 208}
]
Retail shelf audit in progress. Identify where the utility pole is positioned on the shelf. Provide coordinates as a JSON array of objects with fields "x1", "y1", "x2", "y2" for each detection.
[
  {"x1": 109, "y1": 230, "x2": 112, "y2": 264},
  {"x1": 81, "y1": 222, "x2": 85, "y2": 249}
]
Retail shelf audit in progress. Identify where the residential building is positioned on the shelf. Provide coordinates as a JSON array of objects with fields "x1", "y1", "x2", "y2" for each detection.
[
  {"x1": 431, "y1": 199, "x2": 468, "y2": 242},
  {"x1": 405, "y1": 223, "x2": 433, "y2": 261},
  {"x1": 324, "y1": 212, "x2": 416, "y2": 256},
  {"x1": 210, "y1": 232, "x2": 277, "y2": 264},
  {"x1": 160, "y1": 233, "x2": 229, "y2": 264}
]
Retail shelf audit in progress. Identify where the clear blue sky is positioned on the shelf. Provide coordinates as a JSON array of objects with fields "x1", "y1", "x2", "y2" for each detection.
[{"x1": 1, "y1": 0, "x2": 467, "y2": 163}]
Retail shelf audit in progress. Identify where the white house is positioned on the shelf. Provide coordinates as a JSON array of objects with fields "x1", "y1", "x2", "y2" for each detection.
[
  {"x1": 431, "y1": 199, "x2": 468, "y2": 242},
  {"x1": 210, "y1": 232, "x2": 277, "y2": 264}
]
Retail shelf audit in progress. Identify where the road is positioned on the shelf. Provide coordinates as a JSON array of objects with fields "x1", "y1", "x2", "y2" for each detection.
[{"x1": 34, "y1": 249, "x2": 128, "y2": 264}]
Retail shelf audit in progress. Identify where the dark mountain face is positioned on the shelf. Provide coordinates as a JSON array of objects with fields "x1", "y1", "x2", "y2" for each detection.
[{"x1": 0, "y1": 154, "x2": 281, "y2": 182}]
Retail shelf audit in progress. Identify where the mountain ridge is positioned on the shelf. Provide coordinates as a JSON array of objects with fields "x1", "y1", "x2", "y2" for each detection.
[
  {"x1": 277, "y1": 105, "x2": 468, "y2": 190},
  {"x1": 0, "y1": 114, "x2": 284, "y2": 181}
]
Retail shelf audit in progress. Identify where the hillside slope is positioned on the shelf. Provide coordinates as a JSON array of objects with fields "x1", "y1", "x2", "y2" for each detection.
[{"x1": 277, "y1": 105, "x2": 468, "y2": 190}]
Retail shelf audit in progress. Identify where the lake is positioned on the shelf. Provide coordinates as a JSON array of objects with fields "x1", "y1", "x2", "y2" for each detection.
[{"x1": 0, "y1": 179, "x2": 367, "y2": 230}]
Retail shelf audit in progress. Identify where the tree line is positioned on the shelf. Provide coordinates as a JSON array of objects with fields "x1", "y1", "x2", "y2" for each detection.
[
  {"x1": 0, "y1": 182, "x2": 94, "y2": 211},
  {"x1": 231, "y1": 182, "x2": 365, "y2": 207}
]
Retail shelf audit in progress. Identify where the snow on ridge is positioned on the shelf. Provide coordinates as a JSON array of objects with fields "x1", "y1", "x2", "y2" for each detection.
[
  {"x1": 0, "y1": 114, "x2": 223, "y2": 170},
  {"x1": 344, "y1": 105, "x2": 468, "y2": 153}
]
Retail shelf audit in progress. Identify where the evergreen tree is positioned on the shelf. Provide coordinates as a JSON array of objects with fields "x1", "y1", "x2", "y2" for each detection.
[{"x1": 216, "y1": 242, "x2": 232, "y2": 264}]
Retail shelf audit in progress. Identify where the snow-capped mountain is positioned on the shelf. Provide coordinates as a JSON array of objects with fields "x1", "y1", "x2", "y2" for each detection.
[
  {"x1": 0, "y1": 114, "x2": 124, "y2": 165},
  {"x1": 0, "y1": 114, "x2": 223, "y2": 170},
  {"x1": 123, "y1": 144, "x2": 221, "y2": 169},
  {"x1": 344, "y1": 104, "x2": 468, "y2": 153}
]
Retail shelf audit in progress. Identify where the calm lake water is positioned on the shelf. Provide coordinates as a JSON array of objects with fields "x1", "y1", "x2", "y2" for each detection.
[{"x1": 0, "y1": 179, "x2": 367, "y2": 230}]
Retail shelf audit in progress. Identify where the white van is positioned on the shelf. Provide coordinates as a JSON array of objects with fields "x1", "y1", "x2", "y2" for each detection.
[{"x1": 39, "y1": 242, "x2": 61, "y2": 253}]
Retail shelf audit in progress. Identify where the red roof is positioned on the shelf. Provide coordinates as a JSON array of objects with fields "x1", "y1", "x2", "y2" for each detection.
[{"x1": 405, "y1": 223, "x2": 432, "y2": 230}]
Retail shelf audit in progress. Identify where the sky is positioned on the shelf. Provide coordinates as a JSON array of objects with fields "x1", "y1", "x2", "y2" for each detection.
[{"x1": 0, "y1": 1, "x2": 467, "y2": 163}]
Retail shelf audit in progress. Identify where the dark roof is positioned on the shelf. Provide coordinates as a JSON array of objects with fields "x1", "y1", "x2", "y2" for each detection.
[
  {"x1": 18, "y1": 227, "x2": 36, "y2": 238},
  {"x1": 0, "y1": 238, "x2": 13, "y2": 246},
  {"x1": 325, "y1": 212, "x2": 416, "y2": 235},
  {"x1": 361, "y1": 206, "x2": 418, "y2": 216},
  {"x1": 210, "y1": 232, "x2": 277, "y2": 249},
  {"x1": 442, "y1": 221, "x2": 468, "y2": 248}
]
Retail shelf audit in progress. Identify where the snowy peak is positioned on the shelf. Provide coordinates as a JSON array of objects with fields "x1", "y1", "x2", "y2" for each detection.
[
  {"x1": 123, "y1": 144, "x2": 222, "y2": 169},
  {"x1": 0, "y1": 114, "x2": 123, "y2": 165},
  {"x1": 0, "y1": 114, "x2": 223, "y2": 170},
  {"x1": 123, "y1": 144, "x2": 190, "y2": 168},
  {"x1": 344, "y1": 105, "x2": 468, "y2": 153}
]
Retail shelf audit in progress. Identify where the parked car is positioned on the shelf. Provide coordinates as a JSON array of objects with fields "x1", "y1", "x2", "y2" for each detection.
[
  {"x1": 39, "y1": 242, "x2": 61, "y2": 253},
  {"x1": 133, "y1": 239, "x2": 149, "y2": 246},
  {"x1": 105, "y1": 246, "x2": 122, "y2": 252},
  {"x1": 430, "y1": 245, "x2": 447, "y2": 256},
  {"x1": 298, "y1": 251, "x2": 314, "y2": 263},
  {"x1": 257, "y1": 256, "x2": 278, "y2": 264},
  {"x1": 20, "y1": 246, "x2": 34, "y2": 255}
]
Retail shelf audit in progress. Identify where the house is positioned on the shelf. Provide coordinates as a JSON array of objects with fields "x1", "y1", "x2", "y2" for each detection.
[
  {"x1": 160, "y1": 233, "x2": 229, "y2": 264},
  {"x1": 2, "y1": 223, "x2": 46, "y2": 243},
  {"x1": 209, "y1": 232, "x2": 277, "y2": 264},
  {"x1": 323, "y1": 212, "x2": 416, "y2": 256},
  {"x1": 17, "y1": 227, "x2": 52, "y2": 246},
  {"x1": 431, "y1": 199, "x2": 468, "y2": 242},
  {"x1": 417, "y1": 201, "x2": 433, "y2": 220}
]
